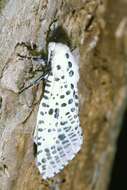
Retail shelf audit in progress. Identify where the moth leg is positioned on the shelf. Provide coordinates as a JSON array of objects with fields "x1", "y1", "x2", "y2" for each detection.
[
  {"x1": 15, "y1": 41, "x2": 39, "y2": 54},
  {"x1": 16, "y1": 41, "x2": 48, "y2": 65},
  {"x1": 17, "y1": 53, "x2": 34, "y2": 60},
  {"x1": 17, "y1": 53, "x2": 48, "y2": 67},
  {"x1": 19, "y1": 66, "x2": 51, "y2": 94}
]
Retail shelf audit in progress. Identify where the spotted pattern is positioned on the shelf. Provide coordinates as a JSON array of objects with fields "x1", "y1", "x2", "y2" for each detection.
[
  {"x1": 48, "y1": 108, "x2": 53, "y2": 115},
  {"x1": 69, "y1": 70, "x2": 74, "y2": 77},
  {"x1": 60, "y1": 95, "x2": 65, "y2": 99},
  {"x1": 56, "y1": 65, "x2": 61, "y2": 70},
  {"x1": 54, "y1": 108, "x2": 59, "y2": 119},
  {"x1": 43, "y1": 95, "x2": 48, "y2": 99},
  {"x1": 68, "y1": 99, "x2": 73, "y2": 104},
  {"x1": 65, "y1": 53, "x2": 69, "y2": 58},
  {"x1": 34, "y1": 42, "x2": 83, "y2": 180},
  {"x1": 66, "y1": 90, "x2": 71, "y2": 95},
  {"x1": 55, "y1": 78, "x2": 60, "y2": 81},
  {"x1": 40, "y1": 111, "x2": 44, "y2": 116},
  {"x1": 68, "y1": 61, "x2": 72, "y2": 68},
  {"x1": 38, "y1": 120, "x2": 44, "y2": 124}
]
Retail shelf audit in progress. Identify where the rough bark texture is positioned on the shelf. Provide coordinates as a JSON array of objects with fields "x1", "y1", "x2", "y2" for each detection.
[{"x1": 0, "y1": 0, "x2": 127, "y2": 190}]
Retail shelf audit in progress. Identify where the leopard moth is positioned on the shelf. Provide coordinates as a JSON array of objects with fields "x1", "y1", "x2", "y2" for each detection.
[{"x1": 34, "y1": 42, "x2": 83, "y2": 180}]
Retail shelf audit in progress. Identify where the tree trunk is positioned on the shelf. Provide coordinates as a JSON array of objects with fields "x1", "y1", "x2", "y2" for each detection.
[{"x1": 0, "y1": 0, "x2": 127, "y2": 190}]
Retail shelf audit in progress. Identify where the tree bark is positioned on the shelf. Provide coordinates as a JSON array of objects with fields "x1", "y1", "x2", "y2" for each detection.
[{"x1": 0, "y1": 0, "x2": 127, "y2": 190}]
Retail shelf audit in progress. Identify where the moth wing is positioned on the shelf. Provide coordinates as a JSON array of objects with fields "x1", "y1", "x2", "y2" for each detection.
[
  {"x1": 34, "y1": 47, "x2": 83, "y2": 179},
  {"x1": 55, "y1": 72, "x2": 83, "y2": 163},
  {"x1": 34, "y1": 73, "x2": 67, "y2": 179}
]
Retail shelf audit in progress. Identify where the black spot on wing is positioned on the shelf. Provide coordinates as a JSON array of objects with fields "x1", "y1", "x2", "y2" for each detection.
[
  {"x1": 42, "y1": 158, "x2": 46, "y2": 163},
  {"x1": 71, "y1": 121, "x2": 75, "y2": 124},
  {"x1": 56, "y1": 65, "x2": 61, "y2": 70},
  {"x1": 42, "y1": 103, "x2": 48, "y2": 107},
  {"x1": 37, "y1": 162, "x2": 41, "y2": 166},
  {"x1": 74, "y1": 115, "x2": 78, "y2": 119},
  {"x1": 75, "y1": 94, "x2": 78, "y2": 99},
  {"x1": 69, "y1": 70, "x2": 74, "y2": 77},
  {"x1": 40, "y1": 111, "x2": 44, "y2": 115},
  {"x1": 54, "y1": 108, "x2": 59, "y2": 119},
  {"x1": 66, "y1": 90, "x2": 71, "y2": 95},
  {"x1": 38, "y1": 128, "x2": 43, "y2": 132},
  {"x1": 68, "y1": 61, "x2": 72, "y2": 68},
  {"x1": 48, "y1": 108, "x2": 53, "y2": 115},
  {"x1": 45, "y1": 83, "x2": 51, "y2": 87},
  {"x1": 37, "y1": 142, "x2": 42, "y2": 146},
  {"x1": 71, "y1": 83, "x2": 74, "y2": 89},
  {"x1": 55, "y1": 78, "x2": 60, "y2": 81},
  {"x1": 75, "y1": 103, "x2": 79, "y2": 107},
  {"x1": 45, "y1": 148, "x2": 50, "y2": 152},
  {"x1": 37, "y1": 150, "x2": 43, "y2": 155},
  {"x1": 45, "y1": 90, "x2": 50, "y2": 94},
  {"x1": 38, "y1": 120, "x2": 44, "y2": 124},
  {"x1": 71, "y1": 108, "x2": 75, "y2": 112},
  {"x1": 51, "y1": 146, "x2": 55, "y2": 150},
  {"x1": 68, "y1": 99, "x2": 73, "y2": 104},
  {"x1": 63, "y1": 126, "x2": 71, "y2": 132},
  {"x1": 43, "y1": 95, "x2": 48, "y2": 99},
  {"x1": 60, "y1": 121, "x2": 67, "y2": 125},
  {"x1": 61, "y1": 103, "x2": 67, "y2": 107},
  {"x1": 58, "y1": 134, "x2": 66, "y2": 140},
  {"x1": 60, "y1": 95, "x2": 65, "y2": 99},
  {"x1": 65, "y1": 53, "x2": 69, "y2": 58}
]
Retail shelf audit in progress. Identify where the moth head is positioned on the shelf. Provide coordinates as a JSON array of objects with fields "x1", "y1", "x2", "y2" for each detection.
[
  {"x1": 48, "y1": 42, "x2": 69, "y2": 59},
  {"x1": 48, "y1": 42, "x2": 79, "y2": 84},
  {"x1": 48, "y1": 42, "x2": 70, "y2": 70},
  {"x1": 48, "y1": 42, "x2": 56, "y2": 52}
]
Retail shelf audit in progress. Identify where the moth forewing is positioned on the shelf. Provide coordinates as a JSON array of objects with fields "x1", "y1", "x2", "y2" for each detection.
[{"x1": 34, "y1": 42, "x2": 83, "y2": 179}]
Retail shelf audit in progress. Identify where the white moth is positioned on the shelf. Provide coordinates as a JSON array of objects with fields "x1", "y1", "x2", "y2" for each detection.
[{"x1": 34, "y1": 42, "x2": 83, "y2": 180}]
